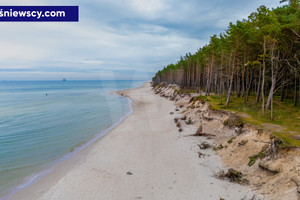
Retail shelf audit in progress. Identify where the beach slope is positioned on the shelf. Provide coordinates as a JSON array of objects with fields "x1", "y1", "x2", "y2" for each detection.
[{"x1": 12, "y1": 82, "x2": 257, "y2": 200}]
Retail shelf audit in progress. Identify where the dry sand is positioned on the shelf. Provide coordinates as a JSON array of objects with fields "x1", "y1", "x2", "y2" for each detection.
[{"x1": 10, "y1": 82, "x2": 260, "y2": 200}]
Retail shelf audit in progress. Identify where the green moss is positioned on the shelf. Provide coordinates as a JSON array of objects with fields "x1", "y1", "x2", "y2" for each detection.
[
  {"x1": 227, "y1": 137, "x2": 236, "y2": 144},
  {"x1": 213, "y1": 146, "x2": 218, "y2": 151},
  {"x1": 242, "y1": 178, "x2": 250, "y2": 185},
  {"x1": 248, "y1": 150, "x2": 266, "y2": 167},
  {"x1": 213, "y1": 144, "x2": 224, "y2": 151},
  {"x1": 248, "y1": 157, "x2": 257, "y2": 166}
]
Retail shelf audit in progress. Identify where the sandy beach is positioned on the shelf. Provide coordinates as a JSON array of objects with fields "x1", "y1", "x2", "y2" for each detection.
[{"x1": 10, "y1": 82, "x2": 259, "y2": 200}]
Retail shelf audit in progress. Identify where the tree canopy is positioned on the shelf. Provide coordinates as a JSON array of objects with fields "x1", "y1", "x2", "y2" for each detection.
[{"x1": 153, "y1": 1, "x2": 300, "y2": 116}]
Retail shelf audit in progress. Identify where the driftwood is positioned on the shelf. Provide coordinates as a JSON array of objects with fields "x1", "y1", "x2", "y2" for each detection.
[
  {"x1": 198, "y1": 142, "x2": 211, "y2": 149},
  {"x1": 189, "y1": 125, "x2": 216, "y2": 137},
  {"x1": 198, "y1": 152, "x2": 206, "y2": 158},
  {"x1": 238, "y1": 140, "x2": 248, "y2": 146},
  {"x1": 174, "y1": 118, "x2": 179, "y2": 123},
  {"x1": 180, "y1": 115, "x2": 187, "y2": 120},
  {"x1": 254, "y1": 138, "x2": 283, "y2": 158},
  {"x1": 185, "y1": 118, "x2": 193, "y2": 125},
  {"x1": 191, "y1": 132, "x2": 215, "y2": 137},
  {"x1": 234, "y1": 127, "x2": 243, "y2": 134},
  {"x1": 195, "y1": 125, "x2": 202, "y2": 135},
  {"x1": 215, "y1": 168, "x2": 248, "y2": 184}
]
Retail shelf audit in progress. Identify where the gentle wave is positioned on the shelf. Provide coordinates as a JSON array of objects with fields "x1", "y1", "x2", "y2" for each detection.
[
  {"x1": 0, "y1": 80, "x2": 142, "y2": 199},
  {"x1": 1, "y1": 97, "x2": 133, "y2": 200}
]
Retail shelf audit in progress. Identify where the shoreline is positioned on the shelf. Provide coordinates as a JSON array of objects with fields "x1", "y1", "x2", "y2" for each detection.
[
  {"x1": 2, "y1": 89, "x2": 134, "y2": 200},
  {"x1": 10, "y1": 82, "x2": 261, "y2": 200}
]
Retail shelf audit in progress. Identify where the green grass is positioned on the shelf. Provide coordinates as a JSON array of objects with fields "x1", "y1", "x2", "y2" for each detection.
[
  {"x1": 191, "y1": 95, "x2": 210, "y2": 103},
  {"x1": 248, "y1": 148, "x2": 267, "y2": 166},
  {"x1": 202, "y1": 93, "x2": 300, "y2": 147},
  {"x1": 175, "y1": 88, "x2": 198, "y2": 95}
]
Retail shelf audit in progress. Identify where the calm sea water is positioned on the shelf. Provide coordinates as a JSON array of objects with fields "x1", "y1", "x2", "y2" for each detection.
[{"x1": 0, "y1": 80, "x2": 143, "y2": 198}]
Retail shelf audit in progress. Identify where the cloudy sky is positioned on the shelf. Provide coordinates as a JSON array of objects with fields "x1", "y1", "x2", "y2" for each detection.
[{"x1": 0, "y1": 0, "x2": 283, "y2": 81}]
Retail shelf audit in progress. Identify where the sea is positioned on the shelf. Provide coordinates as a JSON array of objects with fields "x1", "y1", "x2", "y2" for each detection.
[{"x1": 0, "y1": 80, "x2": 144, "y2": 199}]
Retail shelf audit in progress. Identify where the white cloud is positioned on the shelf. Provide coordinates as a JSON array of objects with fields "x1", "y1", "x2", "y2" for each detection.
[
  {"x1": 0, "y1": 0, "x2": 283, "y2": 80},
  {"x1": 128, "y1": 0, "x2": 167, "y2": 19}
]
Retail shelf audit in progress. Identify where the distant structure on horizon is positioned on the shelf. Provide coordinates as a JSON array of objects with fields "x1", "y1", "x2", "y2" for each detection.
[{"x1": 62, "y1": 78, "x2": 67, "y2": 82}]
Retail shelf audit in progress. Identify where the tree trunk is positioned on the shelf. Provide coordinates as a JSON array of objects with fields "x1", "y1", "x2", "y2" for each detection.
[
  {"x1": 256, "y1": 64, "x2": 262, "y2": 103},
  {"x1": 261, "y1": 38, "x2": 266, "y2": 113},
  {"x1": 205, "y1": 64, "x2": 210, "y2": 95},
  {"x1": 220, "y1": 50, "x2": 224, "y2": 104},
  {"x1": 243, "y1": 65, "x2": 248, "y2": 103},
  {"x1": 209, "y1": 56, "x2": 214, "y2": 95},
  {"x1": 266, "y1": 45, "x2": 276, "y2": 110},
  {"x1": 220, "y1": 77, "x2": 223, "y2": 104},
  {"x1": 237, "y1": 61, "x2": 241, "y2": 97},
  {"x1": 280, "y1": 83, "x2": 284, "y2": 101},
  {"x1": 294, "y1": 71, "x2": 297, "y2": 107},
  {"x1": 242, "y1": 53, "x2": 246, "y2": 98},
  {"x1": 271, "y1": 92, "x2": 274, "y2": 120},
  {"x1": 246, "y1": 68, "x2": 253, "y2": 102},
  {"x1": 226, "y1": 53, "x2": 236, "y2": 107}
]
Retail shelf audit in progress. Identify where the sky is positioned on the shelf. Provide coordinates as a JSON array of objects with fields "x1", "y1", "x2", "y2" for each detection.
[{"x1": 0, "y1": 0, "x2": 284, "y2": 81}]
